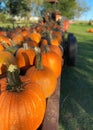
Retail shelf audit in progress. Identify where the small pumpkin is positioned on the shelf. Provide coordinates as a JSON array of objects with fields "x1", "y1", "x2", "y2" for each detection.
[
  {"x1": 87, "y1": 28, "x2": 93, "y2": 33},
  {"x1": 0, "y1": 64, "x2": 46, "y2": 130}
]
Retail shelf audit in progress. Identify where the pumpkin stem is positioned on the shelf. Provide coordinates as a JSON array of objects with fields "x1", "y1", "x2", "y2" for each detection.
[
  {"x1": 6, "y1": 64, "x2": 24, "y2": 92},
  {"x1": 5, "y1": 45, "x2": 20, "y2": 55},
  {"x1": 44, "y1": 44, "x2": 50, "y2": 53},
  {"x1": 1, "y1": 42, "x2": 20, "y2": 55},
  {"x1": 23, "y1": 43, "x2": 29, "y2": 50},
  {"x1": 34, "y1": 47, "x2": 43, "y2": 70}
]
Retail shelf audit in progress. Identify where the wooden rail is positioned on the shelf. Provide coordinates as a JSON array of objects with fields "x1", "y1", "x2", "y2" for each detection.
[{"x1": 38, "y1": 77, "x2": 61, "y2": 130}]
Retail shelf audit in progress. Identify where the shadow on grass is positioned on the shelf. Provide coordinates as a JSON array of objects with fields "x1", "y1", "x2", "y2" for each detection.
[{"x1": 59, "y1": 40, "x2": 93, "y2": 130}]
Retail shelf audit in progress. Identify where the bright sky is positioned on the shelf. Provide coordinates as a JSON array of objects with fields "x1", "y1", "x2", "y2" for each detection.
[{"x1": 78, "y1": 0, "x2": 93, "y2": 21}]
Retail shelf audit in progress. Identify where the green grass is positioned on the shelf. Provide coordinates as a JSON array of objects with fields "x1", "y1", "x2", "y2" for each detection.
[{"x1": 59, "y1": 23, "x2": 93, "y2": 130}]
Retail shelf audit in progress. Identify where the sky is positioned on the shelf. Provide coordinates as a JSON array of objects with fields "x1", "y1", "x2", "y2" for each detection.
[{"x1": 78, "y1": 0, "x2": 93, "y2": 21}]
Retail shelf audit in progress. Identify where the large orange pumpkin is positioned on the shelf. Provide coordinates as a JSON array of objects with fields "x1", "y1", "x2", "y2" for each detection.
[
  {"x1": 0, "y1": 64, "x2": 46, "y2": 130},
  {"x1": 26, "y1": 48, "x2": 57, "y2": 98}
]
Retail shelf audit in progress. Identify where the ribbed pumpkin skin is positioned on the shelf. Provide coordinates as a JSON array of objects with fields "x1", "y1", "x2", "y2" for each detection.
[
  {"x1": 48, "y1": 45, "x2": 63, "y2": 60},
  {"x1": 42, "y1": 51, "x2": 62, "y2": 78},
  {"x1": 26, "y1": 66, "x2": 57, "y2": 98},
  {"x1": 0, "y1": 77, "x2": 46, "y2": 130}
]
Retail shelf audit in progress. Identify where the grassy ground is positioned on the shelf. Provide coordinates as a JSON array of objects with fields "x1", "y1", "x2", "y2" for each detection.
[{"x1": 59, "y1": 23, "x2": 93, "y2": 130}]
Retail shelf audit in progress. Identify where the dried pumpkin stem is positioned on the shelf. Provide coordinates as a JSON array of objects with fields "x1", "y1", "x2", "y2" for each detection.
[
  {"x1": 44, "y1": 44, "x2": 50, "y2": 53},
  {"x1": 2, "y1": 42, "x2": 19, "y2": 55},
  {"x1": 34, "y1": 47, "x2": 43, "y2": 70},
  {"x1": 6, "y1": 64, "x2": 24, "y2": 92},
  {"x1": 23, "y1": 43, "x2": 29, "y2": 50}
]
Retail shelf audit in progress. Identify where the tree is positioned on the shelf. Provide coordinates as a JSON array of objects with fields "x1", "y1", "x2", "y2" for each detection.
[
  {"x1": 43, "y1": 0, "x2": 90, "y2": 19},
  {"x1": 6, "y1": 0, "x2": 31, "y2": 17},
  {"x1": 0, "y1": 0, "x2": 33, "y2": 27}
]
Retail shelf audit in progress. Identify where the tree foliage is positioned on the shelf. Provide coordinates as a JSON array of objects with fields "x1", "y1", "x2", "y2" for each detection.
[
  {"x1": 43, "y1": 0, "x2": 90, "y2": 19},
  {"x1": 0, "y1": 0, "x2": 31, "y2": 17},
  {"x1": 7, "y1": 0, "x2": 31, "y2": 16}
]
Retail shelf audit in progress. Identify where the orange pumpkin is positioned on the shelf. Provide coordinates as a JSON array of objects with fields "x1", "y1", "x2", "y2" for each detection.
[
  {"x1": 50, "y1": 38, "x2": 60, "y2": 46},
  {"x1": 16, "y1": 43, "x2": 35, "y2": 70},
  {"x1": 0, "y1": 64, "x2": 46, "y2": 130},
  {"x1": 87, "y1": 28, "x2": 93, "y2": 33},
  {"x1": 11, "y1": 33, "x2": 24, "y2": 46},
  {"x1": 0, "y1": 51, "x2": 17, "y2": 75},
  {"x1": 28, "y1": 31, "x2": 41, "y2": 44},
  {"x1": 0, "y1": 43, "x2": 4, "y2": 51},
  {"x1": 40, "y1": 40, "x2": 63, "y2": 60},
  {"x1": 0, "y1": 35, "x2": 11, "y2": 46},
  {"x1": 42, "y1": 48, "x2": 62, "y2": 78},
  {"x1": 40, "y1": 39, "x2": 48, "y2": 48},
  {"x1": 52, "y1": 31, "x2": 62, "y2": 44},
  {"x1": 49, "y1": 45, "x2": 63, "y2": 59},
  {"x1": 26, "y1": 47, "x2": 57, "y2": 98},
  {"x1": 21, "y1": 30, "x2": 29, "y2": 40},
  {"x1": 26, "y1": 39, "x2": 39, "y2": 47}
]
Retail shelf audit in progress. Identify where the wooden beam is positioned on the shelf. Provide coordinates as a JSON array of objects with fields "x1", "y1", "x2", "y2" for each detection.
[{"x1": 38, "y1": 77, "x2": 61, "y2": 130}]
